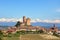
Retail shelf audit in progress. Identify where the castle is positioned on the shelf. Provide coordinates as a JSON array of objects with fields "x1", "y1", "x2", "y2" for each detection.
[
  {"x1": 5, "y1": 16, "x2": 59, "y2": 35},
  {"x1": 20, "y1": 16, "x2": 31, "y2": 26}
]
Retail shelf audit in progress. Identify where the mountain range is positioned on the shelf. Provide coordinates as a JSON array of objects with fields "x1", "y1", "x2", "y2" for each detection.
[{"x1": 0, "y1": 22, "x2": 60, "y2": 29}]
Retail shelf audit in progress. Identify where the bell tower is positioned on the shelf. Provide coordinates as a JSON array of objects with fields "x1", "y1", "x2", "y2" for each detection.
[
  {"x1": 26, "y1": 18, "x2": 31, "y2": 26},
  {"x1": 23, "y1": 16, "x2": 26, "y2": 23}
]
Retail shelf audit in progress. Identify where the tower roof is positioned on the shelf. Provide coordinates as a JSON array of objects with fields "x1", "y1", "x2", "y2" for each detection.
[
  {"x1": 23, "y1": 16, "x2": 26, "y2": 18},
  {"x1": 27, "y1": 18, "x2": 31, "y2": 20}
]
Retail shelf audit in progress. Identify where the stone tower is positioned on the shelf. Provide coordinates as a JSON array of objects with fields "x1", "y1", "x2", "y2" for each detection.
[
  {"x1": 26, "y1": 18, "x2": 31, "y2": 26},
  {"x1": 23, "y1": 16, "x2": 26, "y2": 23}
]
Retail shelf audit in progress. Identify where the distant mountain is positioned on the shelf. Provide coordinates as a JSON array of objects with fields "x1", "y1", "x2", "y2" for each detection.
[
  {"x1": 0, "y1": 22, "x2": 16, "y2": 26},
  {"x1": 31, "y1": 22, "x2": 60, "y2": 29},
  {"x1": 0, "y1": 22, "x2": 60, "y2": 29}
]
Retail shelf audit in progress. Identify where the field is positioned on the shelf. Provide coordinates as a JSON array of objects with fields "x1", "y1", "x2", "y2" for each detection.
[
  {"x1": 0, "y1": 34, "x2": 60, "y2": 40},
  {"x1": 0, "y1": 31, "x2": 60, "y2": 40},
  {"x1": 20, "y1": 34, "x2": 60, "y2": 40},
  {"x1": 3, "y1": 37, "x2": 19, "y2": 40}
]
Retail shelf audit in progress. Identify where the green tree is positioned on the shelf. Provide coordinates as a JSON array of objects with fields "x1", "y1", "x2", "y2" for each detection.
[
  {"x1": 38, "y1": 30, "x2": 44, "y2": 33},
  {"x1": 0, "y1": 30, "x2": 3, "y2": 40},
  {"x1": 15, "y1": 21, "x2": 22, "y2": 27},
  {"x1": 0, "y1": 38, "x2": 2, "y2": 40},
  {"x1": 0, "y1": 30, "x2": 3, "y2": 37},
  {"x1": 20, "y1": 30, "x2": 26, "y2": 34},
  {"x1": 53, "y1": 31, "x2": 59, "y2": 37}
]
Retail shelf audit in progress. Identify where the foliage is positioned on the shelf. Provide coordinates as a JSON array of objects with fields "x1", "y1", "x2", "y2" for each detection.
[
  {"x1": 53, "y1": 31, "x2": 59, "y2": 37},
  {"x1": 7, "y1": 33, "x2": 12, "y2": 37},
  {"x1": 0, "y1": 30, "x2": 3, "y2": 40},
  {"x1": 20, "y1": 30, "x2": 26, "y2": 34},
  {"x1": 0, "y1": 38, "x2": 2, "y2": 40},
  {"x1": 38, "y1": 30, "x2": 44, "y2": 33},
  {"x1": 15, "y1": 21, "x2": 22, "y2": 27},
  {"x1": 13, "y1": 31, "x2": 21, "y2": 37},
  {"x1": 0, "y1": 30, "x2": 3, "y2": 36}
]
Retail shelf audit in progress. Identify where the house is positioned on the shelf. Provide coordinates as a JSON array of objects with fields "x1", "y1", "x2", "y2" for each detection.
[{"x1": 47, "y1": 24, "x2": 58, "y2": 35}]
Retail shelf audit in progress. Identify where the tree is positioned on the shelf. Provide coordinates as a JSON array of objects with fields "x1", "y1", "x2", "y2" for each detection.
[
  {"x1": 15, "y1": 21, "x2": 22, "y2": 27},
  {"x1": 0, "y1": 38, "x2": 2, "y2": 40},
  {"x1": 0, "y1": 30, "x2": 3, "y2": 37},
  {"x1": 53, "y1": 31, "x2": 59, "y2": 37},
  {"x1": 0, "y1": 30, "x2": 3, "y2": 40},
  {"x1": 38, "y1": 30, "x2": 44, "y2": 33}
]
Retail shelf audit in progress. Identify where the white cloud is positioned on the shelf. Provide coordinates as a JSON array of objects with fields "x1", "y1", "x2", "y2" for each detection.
[
  {"x1": 0, "y1": 18, "x2": 22, "y2": 22},
  {"x1": 31, "y1": 19, "x2": 60, "y2": 23},
  {"x1": 53, "y1": 20, "x2": 60, "y2": 23},
  {"x1": 31, "y1": 19, "x2": 42, "y2": 23},
  {"x1": 35, "y1": 19, "x2": 42, "y2": 22},
  {"x1": 0, "y1": 18, "x2": 60, "y2": 23}
]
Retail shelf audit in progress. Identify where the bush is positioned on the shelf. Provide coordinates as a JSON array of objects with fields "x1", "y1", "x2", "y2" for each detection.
[
  {"x1": 15, "y1": 21, "x2": 22, "y2": 27},
  {"x1": 7, "y1": 33, "x2": 12, "y2": 37},
  {"x1": 20, "y1": 30, "x2": 26, "y2": 34},
  {"x1": 0, "y1": 30, "x2": 3, "y2": 37},
  {"x1": 38, "y1": 30, "x2": 44, "y2": 33},
  {"x1": 53, "y1": 32, "x2": 59, "y2": 37},
  {"x1": 0, "y1": 38, "x2": 2, "y2": 40},
  {"x1": 16, "y1": 31, "x2": 21, "y2": 34}
]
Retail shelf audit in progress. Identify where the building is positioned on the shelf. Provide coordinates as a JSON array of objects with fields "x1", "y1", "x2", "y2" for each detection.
[
  {"x1": 48, "y1": 24, "x2": 58, "y2": 35},
  {"x1": 23, "y1": 16, "x2": 26, "y2": 23},
  {"x1": 49, "y1": 24, "x2": 58, "y2": 32},
  {"x1": 26, "y1": 18, "x2": 31, "y2": 26},
  {"x1": 23, "y1": 16, "x2": 31, "y2": 26}
]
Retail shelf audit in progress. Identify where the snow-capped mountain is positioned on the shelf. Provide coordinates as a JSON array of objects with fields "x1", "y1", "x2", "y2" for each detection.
[{"x1": 0, "y1": 18, "x2": 60, "y2": 29}]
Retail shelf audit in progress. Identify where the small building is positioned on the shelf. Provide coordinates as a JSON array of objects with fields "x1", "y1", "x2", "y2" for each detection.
[{"x1": 48, "y1": 24, "x2": 58, "y2": 35}]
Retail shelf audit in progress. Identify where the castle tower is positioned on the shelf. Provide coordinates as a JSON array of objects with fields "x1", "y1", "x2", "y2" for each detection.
[
  {"x1": 23, "y1": 16, "x2": 26, "y2": 23},
  {"x1": 26, "y1": 18, "x2": 31, "y2": 26}
]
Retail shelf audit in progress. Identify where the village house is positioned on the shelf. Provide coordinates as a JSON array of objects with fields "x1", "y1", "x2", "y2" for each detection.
[{"x1": 47, "y1": 24, "x2": 58, "y2": 35}]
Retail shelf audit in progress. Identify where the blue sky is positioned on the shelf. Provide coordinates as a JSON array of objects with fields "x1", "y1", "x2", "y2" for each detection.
[{"x1": 0, "y1": 0, "x2": 60, "y2": 20}]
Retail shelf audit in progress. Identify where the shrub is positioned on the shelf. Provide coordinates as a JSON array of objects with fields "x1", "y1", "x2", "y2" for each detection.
[
  {"x1": 0, "y1": 30, "x2": 3, "y2": 37},
  {"x1": 20, "y1": 30, "x2": 26, "y2": 34},
  {"x1": 38, "y1": 30, "x2": 44, "y2": 33},
  {"x1": 53, "y1": 31, "x2": 59, "y2": 37}
]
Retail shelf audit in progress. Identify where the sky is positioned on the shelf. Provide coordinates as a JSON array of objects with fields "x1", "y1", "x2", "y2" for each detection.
[{"x1": 0, "y1": 0, "x2": 60, "y2": 21}]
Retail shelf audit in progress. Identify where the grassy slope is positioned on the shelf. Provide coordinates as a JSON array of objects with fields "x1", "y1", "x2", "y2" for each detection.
[
  {"x1": 1, "y1": 34, "x2": 60, "y2": 40},
  {"x1": 3, "y1": 37, "x2": 19, "y2": 40},
  {"x1": 20, "y1": 34, "x2": 60, "y2": 40}
]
